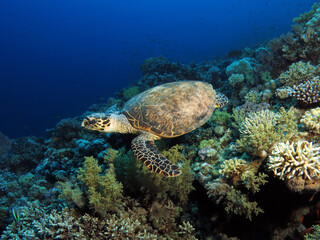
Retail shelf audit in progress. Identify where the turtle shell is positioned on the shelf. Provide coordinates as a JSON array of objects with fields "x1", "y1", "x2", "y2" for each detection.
[{"x1": 122, "y1": 81, "x2": 223, "y2": 138}]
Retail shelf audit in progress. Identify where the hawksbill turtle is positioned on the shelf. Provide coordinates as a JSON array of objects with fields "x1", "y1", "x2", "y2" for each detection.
[{"x1": 82, "y1": 81, "x2": 228, "y2": 177}]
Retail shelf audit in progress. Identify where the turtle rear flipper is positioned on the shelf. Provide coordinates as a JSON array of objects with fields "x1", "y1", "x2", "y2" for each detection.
[{"x1": 131, "y1": 135, "x2": 182, "y2": 177}]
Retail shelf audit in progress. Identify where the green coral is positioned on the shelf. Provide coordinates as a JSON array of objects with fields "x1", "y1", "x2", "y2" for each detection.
[
  {"x1": 293, "y1": 3, "x2": 320, "y2": 25},
  {"x1": 236, "y1": 108, "x2": 298, "y2": 157},
  {"x1": 261, "y1": 71, "x2": 272, "y2": 83},
  {"x1": 219, "y1": 158, "x2": 248, "y2": 179},
  {"x1": 103, "y1": 148, "x2": 119, "y2": 164},
  {"x1": 1, "y1": 202, "x2": 176, "y2": 240},
  {"x1": 219, "y1": 158, "x2": 268, "y2": 194},
  {"x1": 244, "y1": 90, "x2": 260, "y2": 104},
  {"x1": 115, "y1": 145, "x2": 194, "y2": 205},
  {"x1": 228, "y1": 73, "x2": 245, "y2": 87},
  {"x1": 232, "y1": 107, "x2": 247, "y2": 129},
  {"x1": 57, "y1": 181, "x2": 85, "y2": 208},
  {"x1": 123, "y1": 86, "x2": 139, "y2": 100},
  {"x1": 305, "y1": 224, "x2": 320, "y2": 240},
  {"x1": 77, "y1": 156, "x2": 123, "y2": 216},
  {"x1": 224, "y1": 186, "x2": 263, "y2": 221},
  {"x1": 209, "y1": 110, "x2": 231, "y2": 126}
]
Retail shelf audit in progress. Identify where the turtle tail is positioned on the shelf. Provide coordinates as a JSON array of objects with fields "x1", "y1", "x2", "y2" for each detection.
[{"x1": 131, "y1": 135, "x2": 182, "y2": 177}]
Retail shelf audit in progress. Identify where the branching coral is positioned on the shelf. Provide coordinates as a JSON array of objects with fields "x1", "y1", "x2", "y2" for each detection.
[
  {"x1": 289, "y1": 76, "x2": 320, "y2": 104},
  {"x1": 278, "y1": 61, "x2": 320, "y2": 86},
  {"x1": 77, "y1": 156, "x2": 123, "y2": 216},
  {"x1": 237, "y1": 108, "x2": 298, "y2": 157},
  {"x1": 267, "y1": 141, "x2": 320, "y2": 180},
  {"x1": 219, "y1": 158, "x2": 248, "y2": 180},
  {"x1": 203, "y1": 157, "x2": 267, "y2": 221},
  {"x1": 205, "y1": 178, "x2": 264, "y2": 221},
  {"x1": 2, "y1": 201, "x2": 188, "y2": 240},
  {"x1": 224, "y1": 186, "x2": 263, "y2": 221},
  {"x1": 219, "y1": 158, "x2": 268, "y2": 194},
  {"x1": 301, "y1": 107, "x2": 320, "y2": 133}
]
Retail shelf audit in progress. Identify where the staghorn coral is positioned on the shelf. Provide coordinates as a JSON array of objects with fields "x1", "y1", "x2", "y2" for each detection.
[
  {"x1": 77, "y1": 156, "x2": 123, "y2": 216},
  {"x1": 289, "y1": 76, "x2": 320, "y2": 104},
  {"x1": 301, "y1": 107, "x2": 320, "y2": 133},
  {"x1": 1, "y1": 201, "x2": 187, "y2": 240},
  {"x1": 267, "y1": 141, "x2": 320, "y2": 181},
  {"x1": 237, "y1": 108, "x2": 298, "y2": 157},
  {"x1": 177, "y1": 221, "x2": 197, "y2": 240}
]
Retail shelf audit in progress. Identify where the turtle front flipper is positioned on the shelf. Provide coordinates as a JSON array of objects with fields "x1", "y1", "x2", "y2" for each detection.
[{"x1": 131, "y1": 135, "x2": 182, "y2": 177}]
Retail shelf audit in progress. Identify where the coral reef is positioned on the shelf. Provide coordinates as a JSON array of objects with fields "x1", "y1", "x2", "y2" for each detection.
[
  {"x1": 267, "y1": 141, "x2": 320, "y2": 181},
  {"x1": 301, "y1": 107, "x2": 320, "y2": 133},
  {"x1": 289, "y1": 76, "x2": 320, "y2": 104},
  {"x1": 236, "y1": 108, "x2": 298, "y2": 157},
  {"x1": 0, "y1": 132, "x2": 11, "y2": 159},
  {"x1": 77, "y1": 156, "x2": 123, "y2": 216},
  {"x1": 5, "y1": 3, "x2": 320, "y2": 239}
]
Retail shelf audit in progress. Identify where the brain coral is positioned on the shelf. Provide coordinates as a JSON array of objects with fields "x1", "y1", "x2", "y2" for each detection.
[
  {"x1": 267, "y1": 141, "x2": 320, "y2": 180},
  {"x1": 301, "y1": 107, "x2": 320, "y2": 133}
]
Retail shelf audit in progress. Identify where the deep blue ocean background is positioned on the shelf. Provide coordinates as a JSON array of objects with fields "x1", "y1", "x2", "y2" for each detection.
[{"x1": 0, "y1": 0, "x2": 316, "y2": 138}]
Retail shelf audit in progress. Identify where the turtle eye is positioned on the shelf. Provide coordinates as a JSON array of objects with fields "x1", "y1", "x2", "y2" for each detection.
[
  {"x1": 103, "y1": 119, "x2": 111, "y2": 126},
  {"x1": 89, "y1": 119, "x2": 97, "y2": 125}
]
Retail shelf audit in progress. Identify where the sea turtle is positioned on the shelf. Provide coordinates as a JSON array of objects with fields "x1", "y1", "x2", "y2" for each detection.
[{"x1": 82, "y1": 81, "x2": 228, "y2": 177}]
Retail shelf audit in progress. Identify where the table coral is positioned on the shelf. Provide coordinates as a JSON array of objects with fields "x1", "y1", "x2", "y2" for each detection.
[
  {"x1": 267, "y1": 141, "x2": 320, "y2": 180},
  {"x1": 301, "y1": 107, "x2": 320, "y2": 133}
]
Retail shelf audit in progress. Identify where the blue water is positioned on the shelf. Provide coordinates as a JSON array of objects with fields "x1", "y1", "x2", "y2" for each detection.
[{"x1": 0, "y1": 0, "x2": 315, "y2": 138}]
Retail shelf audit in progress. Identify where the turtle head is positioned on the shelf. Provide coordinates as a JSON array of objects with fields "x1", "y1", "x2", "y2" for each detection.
[{"x1": 82, "y1": 113, "x2": 115, "y2": 133}]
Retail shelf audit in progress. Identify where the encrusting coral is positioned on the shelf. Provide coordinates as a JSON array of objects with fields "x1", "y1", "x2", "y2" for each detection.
[{"x1": 267, "y1": 141, "x2": 320, "y2": 181}]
